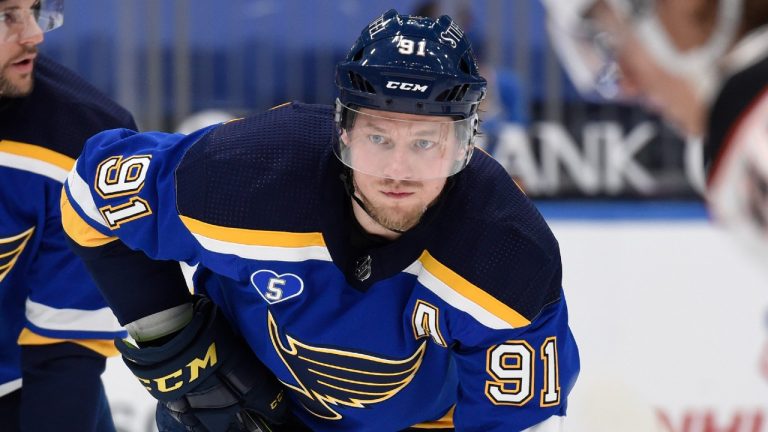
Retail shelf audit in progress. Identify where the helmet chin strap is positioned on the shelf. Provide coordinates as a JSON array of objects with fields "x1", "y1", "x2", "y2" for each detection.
[{"x1": 339, "y1": 170, "x2": 406, "y2": 235}]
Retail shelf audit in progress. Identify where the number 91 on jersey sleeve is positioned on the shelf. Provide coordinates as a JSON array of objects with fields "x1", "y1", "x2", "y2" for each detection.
[{"x1": 94, "y1": 154, "x2": 153, "y2": 229}]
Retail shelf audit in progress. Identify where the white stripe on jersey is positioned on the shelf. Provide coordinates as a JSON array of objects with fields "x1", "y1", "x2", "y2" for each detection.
[
  {"x1": 402, "y1": 260, "x2": 422, "y2": 275},
  {"x1": 0, "y1": 378, "x2": 22, "y2": 397},
  {"x1": 25, "y1": 299, "x2": 123, "y2": 333},
  {"x1": 66, "y1": 166, "x2": 110, "y2": 229},
  {"x1": 416, "y1": 265, "x2": 518, "y2": 330},
  {"x1": 191, "y1": 233, "x2": 333, "y2": 262},
  {"x1": 0, "y1": 151, "x2": 69, "y2": 182}
]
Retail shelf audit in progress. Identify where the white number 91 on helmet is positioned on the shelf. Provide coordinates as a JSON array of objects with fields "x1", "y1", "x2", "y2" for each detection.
[{"x1": 335, "y1": 100, "x2": 478, "y2": 181}]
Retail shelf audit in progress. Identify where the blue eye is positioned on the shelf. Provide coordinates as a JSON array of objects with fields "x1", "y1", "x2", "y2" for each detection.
[
  {"x1": 369, "y1": 135, "x2": 387, "y2": 145},
  {"x1": 414, "y1": 139, "x2": 436, "y2": 150},
  {"x1": 1, "y1": 8, "x2": 30, "y2": 26},
  {"x1": 0, "y1": 10, "x2": 19, "y2": 25}
]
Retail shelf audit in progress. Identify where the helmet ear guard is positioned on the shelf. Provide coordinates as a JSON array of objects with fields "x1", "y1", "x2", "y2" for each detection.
[
  {"x1": 462, "y1": 113, "x2": 480, "y2": 169},
  {"x1": 334, "y1": 99, "x2": 358, "y2": 131}
]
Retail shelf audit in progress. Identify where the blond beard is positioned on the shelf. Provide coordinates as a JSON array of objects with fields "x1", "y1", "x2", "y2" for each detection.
[
  {"x1": 0, "y1": 69, "x2": 34, "y2": 97},
  {"x1": 356, "y1": 188, "x2": 431, "y2": 233}
]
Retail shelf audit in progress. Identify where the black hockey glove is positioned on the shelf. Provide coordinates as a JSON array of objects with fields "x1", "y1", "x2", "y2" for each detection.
[{"x1": 116, "y1": 296, "x2": 288, "y2": 432}]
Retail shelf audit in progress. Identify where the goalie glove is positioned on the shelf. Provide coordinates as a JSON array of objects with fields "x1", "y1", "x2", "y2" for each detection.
[{"x1": 116, "y1": 296, "x2": 288, "y2": 431}]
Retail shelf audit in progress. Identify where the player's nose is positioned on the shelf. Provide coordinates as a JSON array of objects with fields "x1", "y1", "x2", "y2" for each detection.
[
  {"x1": 18, "y1": 16, "x2": 44, "y2": 46},
  {"x1": 381, "y1": 145, "x2": 415, "y2": 180}
]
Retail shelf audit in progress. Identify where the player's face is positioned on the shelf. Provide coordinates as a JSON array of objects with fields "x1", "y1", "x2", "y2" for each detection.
[
  {"x1": 338, "y1": 106, "x2": 473, "y2": 181},
  {"x1": 345, "y1": 108, "x2": 455, "y2": 236},
  {"x1": 352, "y1": 169, "x2": 446, "y2": 236},
  {"x1": 0, "y1": 0, "x2": 45, "y2": 97}
]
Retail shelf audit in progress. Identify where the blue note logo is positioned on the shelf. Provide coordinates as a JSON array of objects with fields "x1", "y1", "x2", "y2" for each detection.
[
  {"x1": 251, "y1": 270, "x2": 304, "y2": 304},
  {"x1": 0, "y1": 226, "x2": 34, "y2": 283}
]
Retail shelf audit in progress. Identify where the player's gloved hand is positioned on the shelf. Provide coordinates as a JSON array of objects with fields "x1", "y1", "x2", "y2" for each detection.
[{"x1": 116, "y1": 296, "x2": 288, "y2": 432}]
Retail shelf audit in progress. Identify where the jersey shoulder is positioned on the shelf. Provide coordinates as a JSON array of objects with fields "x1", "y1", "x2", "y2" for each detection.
[
  {"x1": 1, "y1": 55, "x2": 137, "y2": 159},
  {"x1": 427, "y1": 150, "x2": 562, "y2": 322},
  {"x1": 176, "y1": 102, "x2": 336, "y2": 232},
  {"x1": 705, "y1": 53, "x2": 768, "y2": 175}
]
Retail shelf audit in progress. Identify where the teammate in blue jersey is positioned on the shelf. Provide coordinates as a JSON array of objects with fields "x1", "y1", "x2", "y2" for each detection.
[
  {"x1": 0, "y1": 0, "x2": 135, "y2": 430},
  {"x1": 62, "y1": 9, "x2": 579, "y2": 432}
]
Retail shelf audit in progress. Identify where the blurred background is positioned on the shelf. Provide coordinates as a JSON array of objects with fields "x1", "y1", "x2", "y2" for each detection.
[{"x1": 41, "y1": 0, "x2": 768, "y2": 431}]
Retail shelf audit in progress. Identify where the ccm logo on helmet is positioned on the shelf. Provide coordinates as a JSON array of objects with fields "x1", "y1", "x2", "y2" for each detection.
[{"x1": 386, "y1": 81, "x2": 429, "y2": 92}]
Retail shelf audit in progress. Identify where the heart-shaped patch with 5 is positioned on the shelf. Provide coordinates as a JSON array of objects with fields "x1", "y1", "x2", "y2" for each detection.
[{"x1": 250, "y1": 270, "x2": 305, "y2": 304}]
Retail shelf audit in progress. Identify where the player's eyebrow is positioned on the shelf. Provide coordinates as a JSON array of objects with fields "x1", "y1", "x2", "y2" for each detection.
[
  {"x1": 363, "y1": 121, "x2": 443, "y2": 136},
  {"x1": 363, "y1": 123, "x2": 389, "y2": 133}
]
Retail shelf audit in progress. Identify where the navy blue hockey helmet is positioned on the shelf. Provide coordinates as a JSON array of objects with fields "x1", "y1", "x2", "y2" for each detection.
[
  {"x1": 336, "y1": 9, "x2": 486, "y2": 119},
  {"x1": 334, "y1": 10, "x2": 487, "y2": 181}
]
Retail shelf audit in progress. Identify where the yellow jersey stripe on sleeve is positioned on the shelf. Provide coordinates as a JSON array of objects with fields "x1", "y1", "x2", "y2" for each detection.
[
  {"x1": 0, "y1": 140, "x2": 75, "y2": 171},
  {"x1": 419, "y1": 251, "x2": 531, "y2": 329},
  {"x1": 0, "y1": 140, "x2": 74, "y2": 182},
  {"x1": 409, "y1": 406, "x2": 455, "y2": 429},
  {"x1": 180, "y1": 215, "x2": 326, "y2": 247},
  {"x1": 61, "y1": 190, "x2": 117, "y2": 247},
  {"x1": 180, "y1": 215, "x2": 332, "y2": 262},
  {"x1": 17, "y1": 328, "x2": 119, "y2": 357}
]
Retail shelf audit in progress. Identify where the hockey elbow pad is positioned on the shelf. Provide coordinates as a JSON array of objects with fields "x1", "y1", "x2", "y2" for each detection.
[{"x1": 116, "y1": 296, "x2": 288, "y2": 431}]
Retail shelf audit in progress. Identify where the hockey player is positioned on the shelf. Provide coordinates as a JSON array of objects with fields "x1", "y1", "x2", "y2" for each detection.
[
  {"x1": 62, "y1": 9, "x2": 580, "y2": 432},
  {"x1": 0, "y1": 0, "x2": 135, "y2": 430},
  {"x1": 543, "y1": 0, "x2": 768, "y2": 258}
]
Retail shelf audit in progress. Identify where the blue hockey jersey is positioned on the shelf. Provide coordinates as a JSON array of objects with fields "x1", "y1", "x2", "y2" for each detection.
[
  {"x1": 62, "y1": 102, "x2": 579, "y2": 431},
  {"x1": 0, "y1": 56, "x2": 130, "y2": 397}
]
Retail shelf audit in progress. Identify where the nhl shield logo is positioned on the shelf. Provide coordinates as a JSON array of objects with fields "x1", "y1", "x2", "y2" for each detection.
[{"x1": 250, "y1": 270, "x2": 304, "y2": 304}]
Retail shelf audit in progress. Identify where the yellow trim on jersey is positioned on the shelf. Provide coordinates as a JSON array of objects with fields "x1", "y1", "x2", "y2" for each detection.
[
  {"x1": 60, "y1": 191, "x2": 117, "y2": 247},
  {"x1": 410, "y1": 406, "x2": 455, "y2": 428},
  {"x1": 0, "y1": 226, "x2": 35, "y2": 283},
  {"x1": 17, "y1": 328, "x2": 119, "y2": 357},
  {"x1": 0, "y1": 140, "x2": 75, "y2": 171},
  {"x1": 180, "y1": 215, "x2": 326, "y2": 248},
  {"x1": 476, "y1": 146, "x2": 491, "y2": 157},
  {"x1": 419, "y1": 251, "x2": 531, "y2": 328},
  {"x1": 269, "y1": 101, "x2": 292, "y2": 110}
]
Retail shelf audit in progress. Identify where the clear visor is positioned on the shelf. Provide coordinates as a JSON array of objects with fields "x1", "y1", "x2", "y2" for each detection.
[
  {"x1": 335, "y1": 101, "x2": 477, "y2": 181},
  {"x1": 1, "y1": 0, "x2": 64, "y2": 42}
]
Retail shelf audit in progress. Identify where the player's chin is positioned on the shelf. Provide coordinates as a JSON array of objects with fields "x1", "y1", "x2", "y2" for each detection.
[
  {"x1": 1, "y1": 76, "x2": 33, "y2": 97},
  {"x1": 378, "y1": 200, "x2": 418, "y2": 215},
  {"x1": 381, "y1": 208, "x2": 424, "y2": 231}
]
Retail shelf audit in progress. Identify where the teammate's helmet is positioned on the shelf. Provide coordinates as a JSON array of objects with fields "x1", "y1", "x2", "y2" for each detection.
[{"x1": 334, "y1": 10, "x2": 487, "y2": 181}]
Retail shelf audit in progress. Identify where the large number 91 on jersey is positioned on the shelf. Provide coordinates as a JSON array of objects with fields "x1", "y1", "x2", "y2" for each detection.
[
  {"x1": 94, "y1": 155, "x2": 153, "y2": 229},
  {"x1": 485, "y1": 337, "x2": 560, "y2": 407}
]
